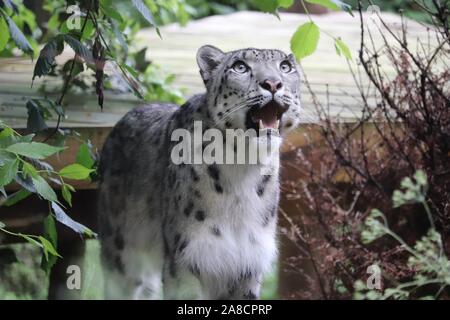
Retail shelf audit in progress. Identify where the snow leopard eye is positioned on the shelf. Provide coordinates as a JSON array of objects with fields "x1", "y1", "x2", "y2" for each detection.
[
  {"x1": 231, "y1": 60, "x2": 249, "y2": 74},
  {"x1": 280, "y1": 60, "x2": 292, "y2": 73}
]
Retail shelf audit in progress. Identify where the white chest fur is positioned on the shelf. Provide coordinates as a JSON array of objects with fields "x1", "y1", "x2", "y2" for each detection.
[{"x1": 179, "y1": 162, "x2": 279, "y2": 281}]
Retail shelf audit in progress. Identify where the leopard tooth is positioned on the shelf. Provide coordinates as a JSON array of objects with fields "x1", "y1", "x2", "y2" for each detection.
[
  {"x1": 276, "y1": 120, "x2": 280, "y2": 129},
  {"x1": 259, "y1": 120, "x2": 265, "y2": 129}
]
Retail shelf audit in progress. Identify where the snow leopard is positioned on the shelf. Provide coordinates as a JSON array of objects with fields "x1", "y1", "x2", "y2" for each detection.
[{"x1": 97, "y1": 45, "x2": 302, "y2": 299}]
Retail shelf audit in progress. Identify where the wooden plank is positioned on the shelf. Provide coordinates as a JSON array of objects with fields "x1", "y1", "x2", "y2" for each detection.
[{"x1": 0, "y1": 11, "x2": 434, "y2": 129}]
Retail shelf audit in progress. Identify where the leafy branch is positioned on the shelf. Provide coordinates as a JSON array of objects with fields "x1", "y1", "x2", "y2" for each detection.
[
  {"x1": 40, "y1": 6, "x2": 93, "y2": 142},
  {"x1": 0, "y1": 0, "x2": 181, "y2": 275},
  {"x1": 357, "y1": 170, "x2": 450, "y2": 300},
  {"x1": 0, "y1": 121, "x2": 96, "y2": 272},
  {"x1": 255, "y1": 0, "x2": 353, "y2": 60}
]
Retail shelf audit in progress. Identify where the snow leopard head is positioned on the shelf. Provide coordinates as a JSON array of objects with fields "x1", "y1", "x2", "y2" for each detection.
[{"x1": 197, "y1": 45, "x2": 302, "y2": 136}]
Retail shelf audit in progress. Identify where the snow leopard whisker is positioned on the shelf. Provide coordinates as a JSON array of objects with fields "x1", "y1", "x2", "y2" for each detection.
[
  {"x1": 213, "y1": 97, "x2": 262, "y2": 126},
  {"x1": 223, "y1": 96, "x2": 261, "y2": 115}
]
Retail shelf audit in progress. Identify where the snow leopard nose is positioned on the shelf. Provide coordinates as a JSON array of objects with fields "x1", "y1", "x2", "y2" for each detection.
[{"x1": 260, "y1": 79, "x2": 283, "y2": 94}]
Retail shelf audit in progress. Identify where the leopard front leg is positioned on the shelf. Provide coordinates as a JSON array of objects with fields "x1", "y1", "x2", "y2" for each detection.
[
  {"x1": 162, "y1": 258, "x2": 203, "y2": 299},
  {"x1": 227, "y1": 274, "x2": 262, "y2": 300},
  {"x1": 202, "y1": 273, "x2": 262, "y2": 300}
]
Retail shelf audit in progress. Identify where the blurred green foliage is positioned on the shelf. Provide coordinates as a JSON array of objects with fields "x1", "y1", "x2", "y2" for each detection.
[
  {"x1": 0, "y1": 244, "x2": 48, "y2": 300},
  {"x1": 356, "y1": 171, "x2": 450, "y2": 300}
]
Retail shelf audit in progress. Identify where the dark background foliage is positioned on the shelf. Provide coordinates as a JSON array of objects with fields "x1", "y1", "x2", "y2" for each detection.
[{"x1": 280, "y1": 1, "x2": 449, "y2": 299}]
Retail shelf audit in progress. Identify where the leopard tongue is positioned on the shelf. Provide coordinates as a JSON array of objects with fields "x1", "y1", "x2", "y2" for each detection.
[{"x1": 257, "y1": 102, "x2": 279, "y2": 129}]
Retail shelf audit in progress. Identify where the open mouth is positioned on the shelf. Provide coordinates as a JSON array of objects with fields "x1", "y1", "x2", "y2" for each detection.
[{"x1": 246, "y1": 100, "x2": 287, "y2": 133}]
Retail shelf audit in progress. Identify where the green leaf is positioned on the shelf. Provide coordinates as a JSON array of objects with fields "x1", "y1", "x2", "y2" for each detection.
[
  {"x1": 48, "y1": 100, "x2": 65, "y2": 117},
  {"x1": 59, "y1": 163, "x2": 93, "y2": 180},
  {"x1": 0, "y1": 9, "x2": 33, "y2": 56},
  {"x1": 0, "y1": 16, "x2": 10, "y2": 51},
  {"x1": 335, "y1": 38, "x2": 352, "y2": 60},
  {"x1": 414, "y1": 169, "x2": 427, "y2": 187},
  {"x1": 304, "y1": 0, "x2": 351, "y2": 12},
  {"x1": 290, "y1": 22, "x2": 320, "y2": 60},
  {"x1": 132, "y1": 0, "x2": 155, "y2": 25},
  {"x1": 278, "y1": 0, "x2": 294, "y2": 8},
  {"x1": 20, "y1": 234, "x2": 43, "y2": 248},
  {"x1": 62, "y1": 34, "x2": 93, "y2": 63},
  {"x1": 76, "y1": 143, "x2": 95, "y2": 168},
  {"x1": 32, "y1": 36, "x2": 64, "y2": 80},
  {"x1": 44, "y1": 215, "x2": 58, "y2": 249},
  {"x1": 101, "y1": 5, "x2": 123, "y2": 23},
  {"x1": 22, "y1": 161, "x2": 38, "y2": 179},
  {"x1": 100, "y1": 0, "x2": 113, "y2": 7},
  {"x1": 121, "y1": 63, "x2": 139, "y2": 78},
  {"x1": 250, "y1": 0, "x2": 292, "y2": 17},
  {"x1": 41, "y1": 214, "x2": 59, "y2": 272},
  {"x1": 132, "y1": 0, "x2": 161, "y2": 38},
  {"x1": 33, "y1": 34, "x2": 94, "y2": 67},
  {"x1": 47, "y1": 13, "x2": 60, "y2": 31},
  {"x1": 5, "y1": 142, "x2": 64, "y2": 160},
  {"x1": 61, "y1": 183, "x2": 73, "y2": 206},
  {"x1": 0, "y1": 132, "x2": 34, "y2": 149},
  {"x1": 39, "y1": 236, "x2": 61, "y2": 260},
  {"x1": 51, "y1": 202, "x2": 96, "y2": 237},
  {"x1": 0, "y1": 158, "x2": 19, "y2": 187},
  {"x1": 114, "y1": 61, "x2": 144, "y2": 99},
  {"x1": 135, "y1": 47, "x2": 150, "y2": 72},
  {"x1": 14, "y1": 173, "x2": 36, "y2": 193},
  {"x1": 81, "y1": 18, "x2": 95, "y2": 40},
  {"x1": 62, "y1": 58, "x2": 85, "y2": 79},
  {"x1": 26, "y1": 100, "x2": 48, "y2": 132},
  {"x1": 110, "y1": 19, "x2": 127, "y2": 53},
  {"x1": 3, "y1": 189, "x2": 31, "y2": 206},
  {"x1": 59, "y1": 20, "x2": 70, "y2": 34},
  {"x1": 32, "y1": 175, "x2": 58, "y2": 202},
  {"x1": 0, "y1": 150, "x2": 14, "y2": 165},
  {"x1": 253, "y1": 0, "x2": 278, "y2": 13},
  {"x1": 0, "y1": 126, "x2": 13, "y2": 139}
]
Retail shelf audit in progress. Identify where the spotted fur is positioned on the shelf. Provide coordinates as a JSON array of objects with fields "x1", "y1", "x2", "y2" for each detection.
[{"x1": 97, "y1": 45, "x2": 302, "y2": 299}]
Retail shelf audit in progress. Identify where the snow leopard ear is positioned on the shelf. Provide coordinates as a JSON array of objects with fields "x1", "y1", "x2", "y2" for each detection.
[
  {"x1": 287, "y1": 53, "x2": 300, "y2": 73},
  {"x1": 287, "y1": 53, "x2": 296, "y2": 63},
  {"x1": 197, "y1": 45, "x2": 224, "y2": 85}
]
